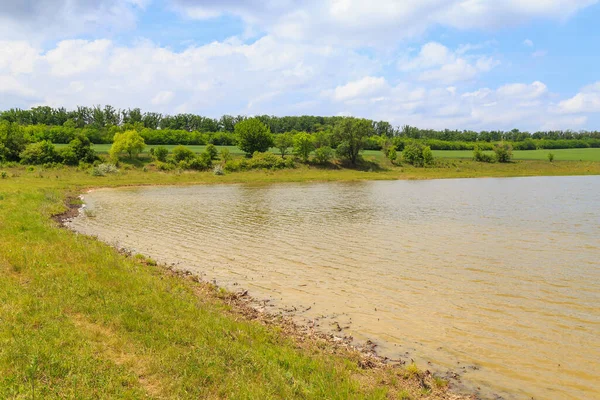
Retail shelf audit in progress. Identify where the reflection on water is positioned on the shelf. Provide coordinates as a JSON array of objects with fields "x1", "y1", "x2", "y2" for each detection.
[{"x1": 69, "y1": 176, "x2": 600, "y2": 400}]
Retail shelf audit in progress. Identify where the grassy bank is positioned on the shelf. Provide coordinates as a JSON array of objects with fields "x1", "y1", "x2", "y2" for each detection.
[{"x1": 1, "y1": 162, "x2": 598, "y2": 399}]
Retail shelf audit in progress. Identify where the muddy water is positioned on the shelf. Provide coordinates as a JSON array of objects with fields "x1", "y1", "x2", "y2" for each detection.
[{"x1": 68, "y1": 176, "x2": 600, "y2": 399}]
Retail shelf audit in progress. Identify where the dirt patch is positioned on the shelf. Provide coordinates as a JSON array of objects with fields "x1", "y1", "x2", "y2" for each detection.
[{"x1": 52, "y1": 194, "x2": 82, "y2": 225}]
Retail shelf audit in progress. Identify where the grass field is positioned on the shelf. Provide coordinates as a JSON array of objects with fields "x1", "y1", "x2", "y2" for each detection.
[
  {"x1": 432, "y1": 148, "x2": 600, "y2": 161},
  {"x1": 56, "y1": 144, "x2": 600, "y2": 162}
]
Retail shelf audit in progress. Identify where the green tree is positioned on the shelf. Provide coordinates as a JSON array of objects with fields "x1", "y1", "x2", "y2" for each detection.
[
  {"x1": 0, "y1": 121, "x2": 27, "y2": 162},
  {"x1": 110, "y1": 130, "x2": 145, "y2": 159},
  {"x1": 235, "y1": 118, "x2": 273, "y2": 156},
  {"x1": 293, "y1": 132, "x2": 315, "y2": 162},
  {"x1": 59, "y1": 134, "x2": 97, "y2": 165},
  {"x1": 332, "y1": 118, "x2": 373, "y2": 165},
  {"x1": 494, "y1": 142, "x2": 513, "y2": 163},
  {"x1": 220, "y1": 148, "x2": 232, "y2": 163},
  {"x1": 274, "y1": 133, "x2": 294, "y2": 158}
]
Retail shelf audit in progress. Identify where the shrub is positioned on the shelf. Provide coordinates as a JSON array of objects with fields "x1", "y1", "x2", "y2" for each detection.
[
  {"x1": 313, "y1": 146, "x2": 333, "y2": 164},
  {"x1": 59, "y1": 134, "x2": 97, "y2": 165},
  {"x1": 153, "y1": 146, "x2": 169, "y2": 162},
  {"x1": 548, "y1": 152, "x2": 555, "y2": 162},
  {"x1": 91, "y1": 163, "x2": 119, "y2": 176},
  {"x1": 402, "y1": 141, "x2": 434, "y2": 167},
  {"x1": 205, "y1": 143, "x2": 219, "y2": 160},
  {"x1": 494, "y1": 142, "x2": 513, "y2": 163},
  {"x1": 235, "y1": 118, "x2": 274, "y2": 156},
  {"x1": 172, "y1": 145, "x2": 196, "y2": 163},
  {"x1": 1, "y1": 171, "x2": 7, "y2": 179},
  {"x1": 219, "y1": 148, "x2": 232, "y2": 162},
  {"x1": 19, "y1": 141, "x2": 59, "y2": 164},
  {"x1": 473, "y1": 145, "x2": 496, "y2": 163},
  {"x1": 387, "y1": 147, "x2": 398, "y2": 163},
  {"x1": 293, "y1": 132, "x2": 315, "y2": 162}
]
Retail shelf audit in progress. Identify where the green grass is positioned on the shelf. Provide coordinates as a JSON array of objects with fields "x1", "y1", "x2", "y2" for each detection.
[
  {"x1": 432, "y1": 148, "x2": 600, "y2": 161},
  {"x1": 0, "y1": 166, "x2": 485, "y2": 399}
]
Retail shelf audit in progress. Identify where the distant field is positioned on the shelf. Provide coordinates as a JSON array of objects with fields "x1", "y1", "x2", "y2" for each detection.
[
  {"x1": 432, "y1": 148, "x2": 600, "y2": 161},
  {"x1": 57, "y1": 144, "x2": 599, "y2": 162}
]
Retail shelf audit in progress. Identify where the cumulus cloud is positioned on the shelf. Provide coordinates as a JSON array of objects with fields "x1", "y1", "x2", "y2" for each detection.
[
  {"x1": 171, "y1": 0, "x2": 597, "y2": 46},
  {"x1": 0, "y1": 0, "x2": 145, "y2": 41},
  {"x1": 557, "y1": 82, "x2": 600, "y2": 113},
  {"x1": 330, "y1": 76, "x2": 389, "y2": 102},
  {"x1": 399, "y1": 42, "x2": 499, "y2": 84}
]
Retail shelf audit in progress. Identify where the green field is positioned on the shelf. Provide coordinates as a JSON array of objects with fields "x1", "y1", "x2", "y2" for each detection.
[
  {"x1": 432, "y1": 148, "x2": 600, "y2": 161},
  {"x1": 56, "y1": 144, "x2": 600, "y2": 162}
]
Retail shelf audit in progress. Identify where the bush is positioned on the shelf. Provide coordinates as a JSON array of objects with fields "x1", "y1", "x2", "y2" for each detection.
[
  {"x1": 172, "y1": 145, "x2": 196, "y2": 162},
  {"x1": 179, "y1": 152, "x2": 212, "y2": 171},
  {"x1": 91, "y1": 163, "x2": 119, "y2": 176},
  {"x1": 235, "y1": 118, "x2": 274, "y2": 156},
  {"x1": 1, "y1": 171, "x2": 7, "y2": 179},
  {"x1": 19, "y1": 140, "x2": 59, "y2": 164},
  {"x1": 387, "y1": 147, "x2": 398, "y2": 163},
  {"x1": 473, "y1": 146, "x2": 496, "y2": 163},
  {"x1": 153, "y1": 146, "x2": 169, "y2": 162},
  {"x1": 205, "y1": 143, "x2": 219, "y2": 160},
  {"x1": 548, "y1": 152, "x2": 555, "y2": 162},
  {"x1": 494, "y1": 143, "x2": 513, "y2": 163},
  {"x1": 513, "y1": 138, "x2": 537, "y2": 150},
  {"x1": 313, "y1": 146, "x2": 333, "y2": 164},
  {"x1": 402, "y1": 141, "x2": 434, "y2": 167},
  {"x1": 220, "y1": 148, "x2": 232, "y2": 162},
  {"x1": 224, "y1": 152, "x2": 295, "y2": 172}
]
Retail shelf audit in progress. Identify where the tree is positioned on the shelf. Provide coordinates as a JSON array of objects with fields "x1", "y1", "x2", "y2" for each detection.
[
  {"x1": 235, "y1": 118, "x2": 273, "y2": 156},
  {"x1": 59, "y1": 134, "x2": 97, "y2": 165},
  {"x1": 274, "y1": 132, "x2": 294, "y2": 158},
  {"x1": 152, "y1": 146, "x2": 169, "y2": 162},
  {"x1": 293, "y1": 132, "x2": 315, "y2": 162},
  {"x1": 332, "y1": 118, "x2": 373, "y2": 165},
  {"x1": 110, "y1": 130, "x2": 145, "y2": 159},
  {"x1": 494, "y1": 143, "x2": 513, "y2": 163},
  {"x1": 0, "y1": 121, "x2": 27, "y2": 162},
  {"x1": 402, "y1": 141, "x2": 434, "y2": 167}
]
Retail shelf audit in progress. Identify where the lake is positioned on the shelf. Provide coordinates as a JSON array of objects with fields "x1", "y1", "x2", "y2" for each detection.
[{"x1": 68, "y1": 176, "x2": 600, "y2": 399}]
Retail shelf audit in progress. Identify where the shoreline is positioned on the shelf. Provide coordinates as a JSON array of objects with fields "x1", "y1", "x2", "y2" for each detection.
[{"x1": 56, "y1": 188, "x2": 487, "y2": 399}]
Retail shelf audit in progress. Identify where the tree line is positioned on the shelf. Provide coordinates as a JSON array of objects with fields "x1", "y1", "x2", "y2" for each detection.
[{"x1": 2, "y1": 105, "x2": 599, "y2": 141}]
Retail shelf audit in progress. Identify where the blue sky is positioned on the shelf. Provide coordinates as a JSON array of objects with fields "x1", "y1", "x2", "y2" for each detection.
[{"x1": 0, "y1": 0, "x2": 598, "y2": 131}]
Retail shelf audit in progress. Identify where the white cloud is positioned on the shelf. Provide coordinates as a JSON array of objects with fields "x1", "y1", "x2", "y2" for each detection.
[
  {"x1": 524, "y1": 39, "x2": 534, "y2": 47},
  {"x1": 151, "y1": 91, "x2": 175, "y2": 106},
  {"x1": 331, "y1": 76, "x2": 389, "y2": 102},
  {"x1": 532, "y1": 50, "x2": 548, "y2": 57},
  {"x1": 0, "y1": 0, "x2": 144, "y2": 42},
  {"x1": 171, "y1": 0, "x2": 597, "y2": 46},
  {"x1": 399, "y1": 42, "x2": 499, "y2": 84},
  {"x1": 45, "y1": 40, "x2": 111, "y2": 77},
  {"x1": 557, "y1": 82, "x2": 600, "y2": 113}
]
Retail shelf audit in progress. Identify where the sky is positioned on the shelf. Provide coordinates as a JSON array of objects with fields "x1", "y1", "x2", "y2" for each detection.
[{"x1": 0, "y1": 0, "x2": 599, "y2": 131}]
